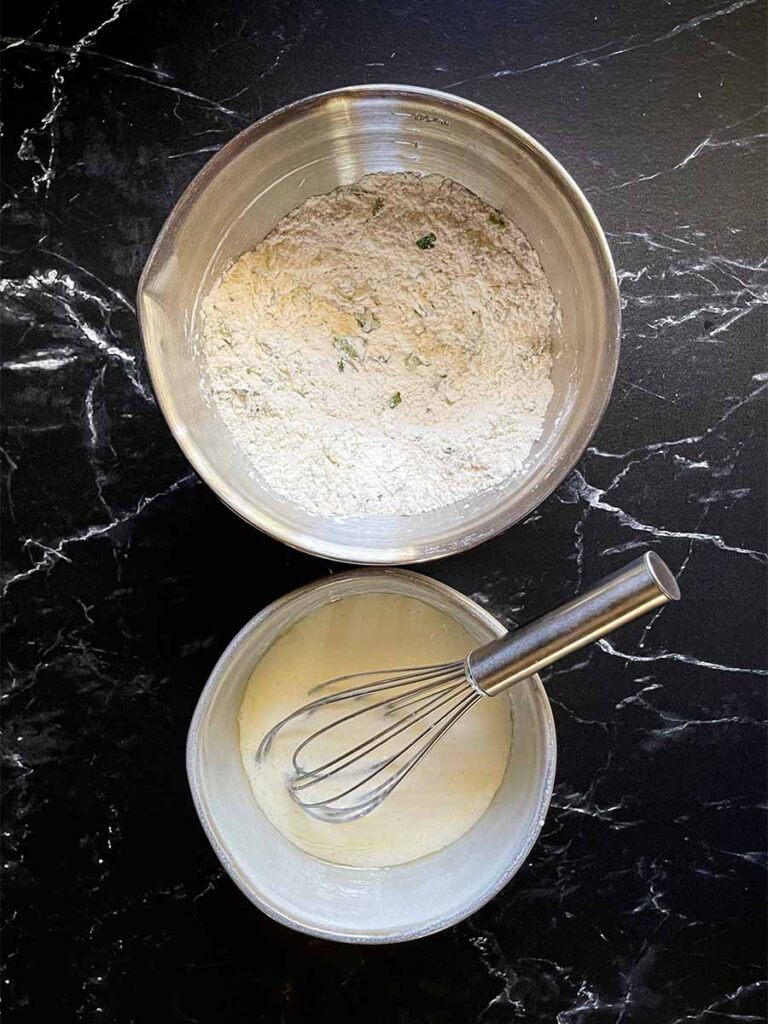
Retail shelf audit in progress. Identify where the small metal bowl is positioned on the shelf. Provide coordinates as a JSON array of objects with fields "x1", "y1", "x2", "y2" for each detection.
[
  {"x1": 186, "y1": 569, "x2": 556, "y2": 943},
  {"x1": 138, "y1": 85, "x2": 619, "y2": 564}
]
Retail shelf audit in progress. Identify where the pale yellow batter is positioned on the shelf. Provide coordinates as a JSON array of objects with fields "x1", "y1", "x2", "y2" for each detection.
[{"x1": 238, "y1": 592, "x2": 512, "y2": 868}]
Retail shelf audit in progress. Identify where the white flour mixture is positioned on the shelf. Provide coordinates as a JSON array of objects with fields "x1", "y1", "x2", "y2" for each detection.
[{"x1": 201, "y1": 172, "x2": 556, "y2": 517}]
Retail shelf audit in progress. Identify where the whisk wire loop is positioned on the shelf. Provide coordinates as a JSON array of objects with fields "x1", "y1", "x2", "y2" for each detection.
[
  {"x1": 256, "y1": 661, "x2": 479, "y2": 822},
  {"x1": 289, "y1": 686, "x2": 481, "y2": 822},
  {"x1": 290, "y1": 677, "x2": 467, "y2": 783}
]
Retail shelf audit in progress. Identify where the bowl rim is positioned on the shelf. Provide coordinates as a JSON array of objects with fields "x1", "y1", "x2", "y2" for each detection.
[
  {"x1": 138, "y1": 84, "x2": 620, "y2": 565},
  {"x1": 186, "y1": 568, "x2": 558, "y2": 943}
]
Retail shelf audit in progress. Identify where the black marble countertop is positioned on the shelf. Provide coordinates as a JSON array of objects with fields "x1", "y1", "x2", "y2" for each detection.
[{"x1": 3, "y1": 0, "x2": 767, "y2": 1020}]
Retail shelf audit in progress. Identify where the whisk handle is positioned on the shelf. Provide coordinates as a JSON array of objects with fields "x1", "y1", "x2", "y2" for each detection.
[{"x1": 467, "y1": 552, "x2": 680, "y2": 697}]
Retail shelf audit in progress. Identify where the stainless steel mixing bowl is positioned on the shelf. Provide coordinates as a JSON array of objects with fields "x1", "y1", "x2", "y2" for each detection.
[{"x1": 138, "y1": 85, "x2": 620, "y2": 564}]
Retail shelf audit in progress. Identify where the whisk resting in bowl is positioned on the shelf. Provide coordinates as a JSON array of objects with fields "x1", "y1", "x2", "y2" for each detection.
[{"x1": 257, "y1": 553, "x2": 680, "y2": 824}]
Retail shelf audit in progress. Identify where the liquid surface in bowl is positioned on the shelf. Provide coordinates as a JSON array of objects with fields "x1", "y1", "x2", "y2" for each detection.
[
  {"x1": 201, "y1": 171, "x2": 555, "y2": 519},
  {"x1": 238, "y1": 591, "x2": 513, "y2": 868}
]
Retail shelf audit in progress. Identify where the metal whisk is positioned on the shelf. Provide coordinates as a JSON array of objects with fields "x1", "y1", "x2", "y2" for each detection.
[{"x1": 257, "y1": 553, "x2": 680, "y2": 824}]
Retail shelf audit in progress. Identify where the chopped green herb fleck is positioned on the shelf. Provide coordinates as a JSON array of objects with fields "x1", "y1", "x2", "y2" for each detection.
[
  {"x1": 389, "y1": 391, "x2": 402, "y2": 409},
  {"x1": 337, "y1": 359, "x2": 345, "y2": 372},
  {"x1": 355, "y1": 308, "x2": 381, "y2": 333},
  {"x1": 332, "y1": 335, "x2": 360, "y2": 360},
  {"x1": 489, "y1": 211, "x2": 506, "y2": 227},
  {"x1": 416, "y1": 232, "x2": 437, "y2": 250},
  {"x1": 405, "y1": 352, "x2": 424, "y2": 370},
  {"x1": 372, "y1": 197, "x2": 384, "y2": 216}
]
